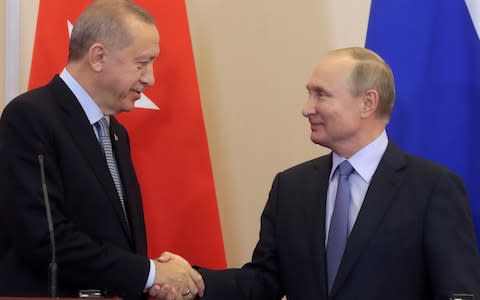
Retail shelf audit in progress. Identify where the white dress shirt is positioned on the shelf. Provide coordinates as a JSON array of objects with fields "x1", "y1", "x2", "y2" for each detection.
[{"x1": 325, "y1": 130, "x2": 388, "y2": 243}]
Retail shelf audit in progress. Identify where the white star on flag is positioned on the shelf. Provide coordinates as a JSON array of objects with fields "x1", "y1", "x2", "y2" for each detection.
[
  {"x1": 67, "y1": 20, "x2": 160, "y2": 110},
  {"x1": 466, "y1": 0, "x2": 480, "y2": 40}
]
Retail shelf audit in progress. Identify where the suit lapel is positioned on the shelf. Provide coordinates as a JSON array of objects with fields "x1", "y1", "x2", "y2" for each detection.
[
  {"x1": 305, "y1": 155, "x2": 332, "y2": 298},
  {"x1": 110, "y1": 117, "x2": 146, "y2": 255},
  {"x1": 331, "y1": 142, "x2": 407, "y2": 295},
  {"x1": 49, "y1": 76, "x2": 133, "y2": 244}
]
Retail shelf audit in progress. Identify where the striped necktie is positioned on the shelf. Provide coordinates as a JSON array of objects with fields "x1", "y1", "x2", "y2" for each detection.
[{"x1": 95, "y1": 117, "x2": 130, "y2": 229}]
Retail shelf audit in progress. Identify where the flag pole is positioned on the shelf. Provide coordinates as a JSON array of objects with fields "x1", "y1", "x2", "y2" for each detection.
[{"x1": 4, "y1": 0, "x2": 20, "y2": 105}]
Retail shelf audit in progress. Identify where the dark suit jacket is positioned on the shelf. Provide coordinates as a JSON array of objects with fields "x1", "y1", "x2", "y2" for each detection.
[
  {"x1": 200, "y1": 142, "x2": 480, "y2": 300},
  {"x1": 0, "y1": 76, "x2": 149, "y2": 300}
]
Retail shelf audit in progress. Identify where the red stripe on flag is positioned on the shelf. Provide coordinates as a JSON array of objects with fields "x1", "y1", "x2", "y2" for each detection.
[
  {"x1": 29, "y1": 1, "x2": 90, "y2": 89},
  {"x1": 119, "y1": 0, "x2": 226, "y2": 268},
  {"x1": 29, "y1": 0, "x2": 226, "y2": 268}
]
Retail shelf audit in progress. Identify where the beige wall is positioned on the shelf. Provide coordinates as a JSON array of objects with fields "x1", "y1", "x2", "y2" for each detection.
[
  {"x1": 19, "y1": 0, "x2": 38, "y2": 90},
  {"x1": 186, "y1": 0, "x2": 371, "y2": 267},
  {"x1": 0, "y1": 0, "x2": 372, "y2": 267},
  {"x1": 1, "y1": 0, "x2": 39, "y2": 107}
]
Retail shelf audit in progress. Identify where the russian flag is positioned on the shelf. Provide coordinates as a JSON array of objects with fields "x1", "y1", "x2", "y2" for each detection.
[{"x1": 366, "y1": 0, "x2": 480, "y2": 246}]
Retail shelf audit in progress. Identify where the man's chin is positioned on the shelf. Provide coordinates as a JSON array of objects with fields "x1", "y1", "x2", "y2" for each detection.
[
  {"x1": 310, "y1": 134, "x2": 327, "y2": 147},
  {"x1": 120, "y1": 101, "x2": 136, "y2": 113}
]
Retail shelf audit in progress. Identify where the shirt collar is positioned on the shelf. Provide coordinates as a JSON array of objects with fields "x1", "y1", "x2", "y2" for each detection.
[
  {"x1": 60, "y1": 68, "x2": 105, "y2": 125},
  {"x1": 330, "y1": 130, "x2": 388, "y2": 183}
]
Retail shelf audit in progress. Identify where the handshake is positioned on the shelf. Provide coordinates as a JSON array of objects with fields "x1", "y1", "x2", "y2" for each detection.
[{"x1": 148, "y1": 252, "x2": 205, "y2": 300}]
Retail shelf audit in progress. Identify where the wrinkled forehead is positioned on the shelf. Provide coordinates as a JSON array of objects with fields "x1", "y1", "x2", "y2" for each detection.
[
  {"x1": 318, "y1": 54, "x2": 356, "y2": 75},
  {"x1": 308, "y1": 55, "x2": 355, "y2": 87}
]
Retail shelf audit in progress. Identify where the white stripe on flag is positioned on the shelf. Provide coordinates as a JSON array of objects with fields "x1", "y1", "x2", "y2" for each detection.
[
  {"x1": 4, "y1": 0, "x2": 20, "y2": 104},
  {"x1": 466, "y1": 0, "x2": 480, "y2": 40}
]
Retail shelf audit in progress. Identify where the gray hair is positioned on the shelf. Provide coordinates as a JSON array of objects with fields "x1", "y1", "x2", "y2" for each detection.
[
  {"x1": 68, "y1": 0, "x2": 155, "y2": 62},
  {"x1": 329, "y1": 47, "x2": 396, "y2": 121}
]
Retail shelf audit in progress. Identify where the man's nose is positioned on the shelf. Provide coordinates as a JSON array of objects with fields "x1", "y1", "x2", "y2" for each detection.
[{"x1": 302, "y1": 95, "x2": 316, "y2": 117}]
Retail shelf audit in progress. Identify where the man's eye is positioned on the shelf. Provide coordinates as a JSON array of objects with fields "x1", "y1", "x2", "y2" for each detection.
[
  {"x1": 307, "y1": 88, "x2": 327, "y2": 98},
  {"x1": 137, "y1": 62, "x2": 149, "y2": 69}
]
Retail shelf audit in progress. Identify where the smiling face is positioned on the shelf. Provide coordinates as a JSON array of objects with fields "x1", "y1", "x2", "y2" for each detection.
[
  {"x1": 93, "y1": 15, "x2": 160, "y2": 115},
  {"x1": 303, "y1": 55, "x2": 366, "y2": 154}
]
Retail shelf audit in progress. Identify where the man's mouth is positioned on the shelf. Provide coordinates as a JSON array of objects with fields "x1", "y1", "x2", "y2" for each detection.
[
  {"x1": 131, "y1": 88, "x2": 144, "y2": 99},
  {"x1": 309, "y1": 121, "x2": 325, "y2": 130}
]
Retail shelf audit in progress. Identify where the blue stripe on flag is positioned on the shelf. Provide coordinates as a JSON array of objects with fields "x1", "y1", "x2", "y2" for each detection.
[{"x1": 366, "y1": 0, "x2": 480, "y2": 246}]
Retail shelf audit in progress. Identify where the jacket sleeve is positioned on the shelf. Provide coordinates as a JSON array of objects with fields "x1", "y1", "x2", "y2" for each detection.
[
  {"x1": 424, "y1": 168, "x2": 480, "y2": 298},
  {"x1": 198, "y1": 174, "x2": 284, "y2": 300}
]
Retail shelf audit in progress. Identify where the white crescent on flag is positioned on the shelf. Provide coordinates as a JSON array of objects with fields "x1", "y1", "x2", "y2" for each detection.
[
  {"x1": 466, "y1": 0, "x2": 480, "y2": 40},
  {"x1": 67, "y1": 20, "x2": 160, "y2": 110}
]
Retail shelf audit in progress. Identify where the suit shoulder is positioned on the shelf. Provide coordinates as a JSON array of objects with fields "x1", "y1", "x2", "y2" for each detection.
[
  {"x1": 397, "y1": 151, "x2": 466, "y2": 192},
  {"x1": 278, "y1": 154, "x2": 331, "y2": 177},
  {"x1": 3, "y1": 83, "x2": 56, "y2": 116},
  {"x1": 385, "y1": 142, "x2": 461, "y2": 181},
  {"x1": 404, "y1": 152, "x2": 459, "y2": 178}
]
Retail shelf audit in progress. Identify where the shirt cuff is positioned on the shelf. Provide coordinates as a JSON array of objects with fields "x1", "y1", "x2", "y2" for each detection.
[{"x1": 145, "y1": 259, "x2": 156, "y2": 289}]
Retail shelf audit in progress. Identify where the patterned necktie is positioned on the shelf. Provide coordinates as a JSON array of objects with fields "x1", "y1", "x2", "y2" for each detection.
[
  {"x1": 95, "y1": 117, "x2": 130, "y2": 229},
  {"x1": 326, "y1": 160, "x2": 354, "y2": 292}
]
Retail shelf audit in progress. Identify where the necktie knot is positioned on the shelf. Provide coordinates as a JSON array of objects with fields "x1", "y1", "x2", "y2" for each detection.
[
  {"x1": 95, "y1": 117, "x2": 109, "y2": 138},
  {"x1": 338, "y1": 160, "x2": 354, "y2": 177}
]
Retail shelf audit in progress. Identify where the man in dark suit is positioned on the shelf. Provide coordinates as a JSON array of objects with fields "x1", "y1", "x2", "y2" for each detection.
[
  {"x1": 0, "y1": 1, "x2": 202, "y2": 300},
  {"x1": 160, "y1": 47, "x2": 480, "y2": 299}
]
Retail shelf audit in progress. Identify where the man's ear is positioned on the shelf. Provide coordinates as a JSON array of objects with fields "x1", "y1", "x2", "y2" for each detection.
[
  {"x1": 88, "y1": 43, "x2": 106, "y2": 72},
  {"x1": 361, "y1": 89, "x2": 380, "y2": 118}
]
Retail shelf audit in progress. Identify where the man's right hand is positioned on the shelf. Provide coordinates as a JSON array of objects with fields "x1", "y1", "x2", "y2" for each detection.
[{"x1": 149, "y1": 252, "x2": 204, "y2": 300}]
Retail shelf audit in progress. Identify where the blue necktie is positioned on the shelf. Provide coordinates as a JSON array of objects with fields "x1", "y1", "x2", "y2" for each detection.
[
  {"x1": 95, "y1": 117, "x2": 130, "y2": 229},
  {"x1": 326, "y1": 160, "x2": 354, "y2": 292}
]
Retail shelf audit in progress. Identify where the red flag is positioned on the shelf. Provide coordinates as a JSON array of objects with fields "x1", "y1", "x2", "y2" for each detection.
[{"x1": 29, "y1": 0, "x2": 226, "y2": 268}]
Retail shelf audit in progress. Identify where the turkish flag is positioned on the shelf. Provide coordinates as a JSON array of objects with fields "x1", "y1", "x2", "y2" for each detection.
[{"x1": 29, "y1": 0, "x2": 226, "y2": 268}]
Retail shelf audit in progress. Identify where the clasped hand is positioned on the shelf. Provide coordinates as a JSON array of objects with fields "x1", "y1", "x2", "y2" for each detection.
[{"x1": 148, "y1": 252, "x2": 204, "y2": 300}]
